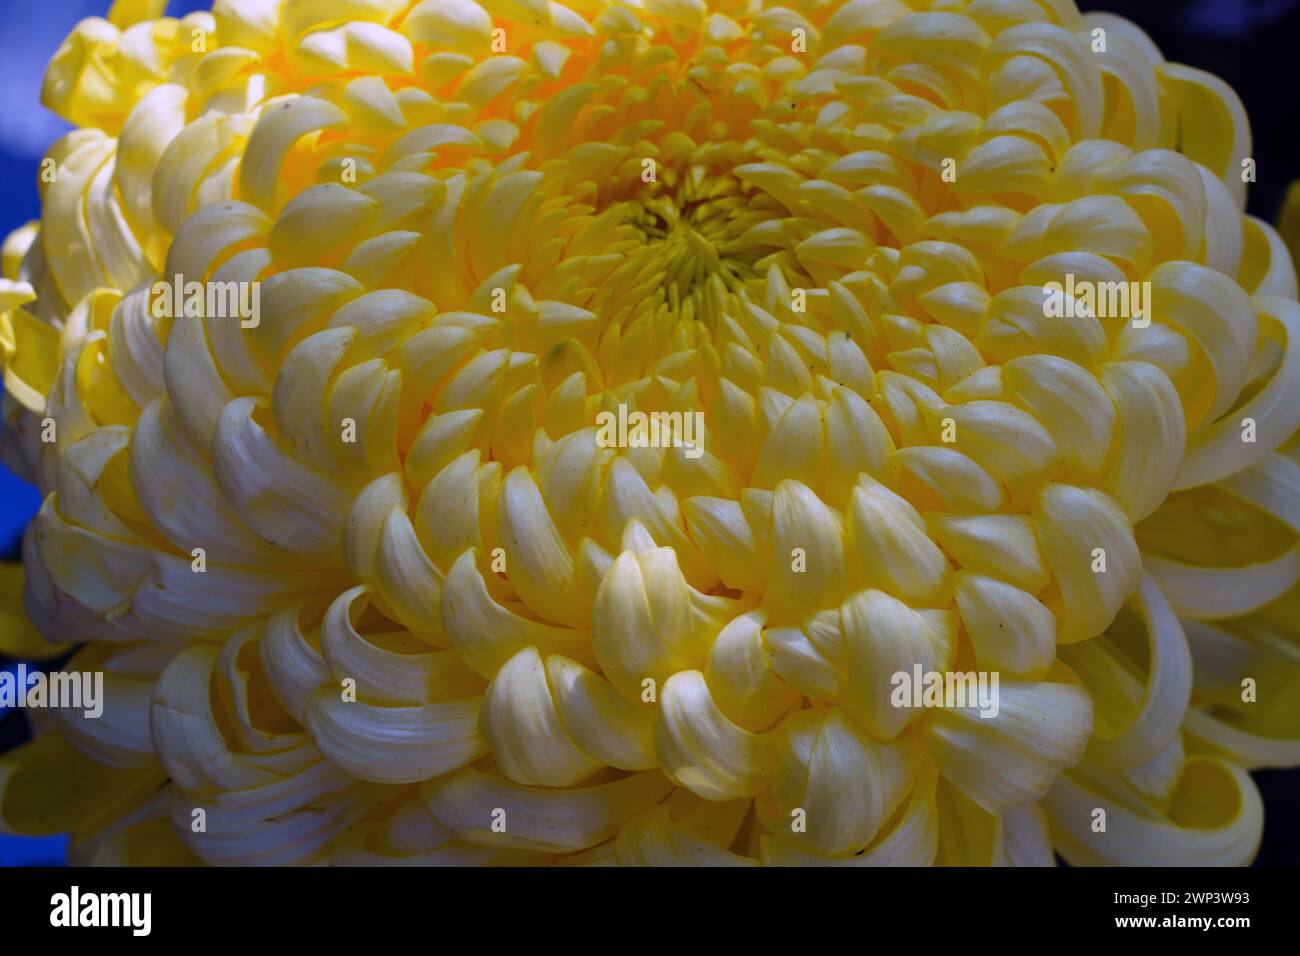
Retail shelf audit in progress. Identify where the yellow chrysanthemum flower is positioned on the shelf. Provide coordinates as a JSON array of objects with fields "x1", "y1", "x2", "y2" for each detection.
[{"x1": 1, "y1": 0, "x2": 1298, "y2": 866}]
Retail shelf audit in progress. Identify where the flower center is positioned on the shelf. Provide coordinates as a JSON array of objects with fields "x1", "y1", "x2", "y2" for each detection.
[{"x1": 625, "y1": 162, "x2": 780, "y2": 324}]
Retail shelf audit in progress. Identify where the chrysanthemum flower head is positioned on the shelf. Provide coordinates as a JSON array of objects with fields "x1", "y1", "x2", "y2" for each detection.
[{"x1": 1, "y1": 0, "x2": 1298, "y2": 866}]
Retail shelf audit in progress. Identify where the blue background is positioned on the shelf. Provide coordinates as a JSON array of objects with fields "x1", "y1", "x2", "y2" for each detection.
[{"x1": 1, "y1": 0, "x2": 1298, "y2": 865}]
